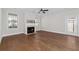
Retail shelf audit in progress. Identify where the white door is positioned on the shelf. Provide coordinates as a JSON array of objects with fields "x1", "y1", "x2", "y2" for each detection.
[{"x1": 66, "y1": 17, "x2": 78, "y2": 36}]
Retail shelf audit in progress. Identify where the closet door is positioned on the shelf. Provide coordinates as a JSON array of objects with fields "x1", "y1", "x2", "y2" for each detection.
[{"x1": 66, "y1": 17, "x2": 78, "y2": 36}]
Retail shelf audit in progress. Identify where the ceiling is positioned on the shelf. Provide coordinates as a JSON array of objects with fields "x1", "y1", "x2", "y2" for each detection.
[{"x1": 16, "y1": 8, "x2": 79, "y2": 14}]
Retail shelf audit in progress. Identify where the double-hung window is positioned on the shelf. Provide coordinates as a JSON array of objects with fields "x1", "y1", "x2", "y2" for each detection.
[{"x1": 8, "y1": 13, "x2": 18, "y2": 28}]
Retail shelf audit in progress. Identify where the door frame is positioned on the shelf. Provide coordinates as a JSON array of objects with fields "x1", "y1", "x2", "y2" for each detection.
[{"x1": 65, "y1": 16, "x2": 78, "y2": 36}]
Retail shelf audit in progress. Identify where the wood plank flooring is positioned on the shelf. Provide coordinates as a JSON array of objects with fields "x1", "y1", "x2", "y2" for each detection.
[{"x1": 0, "y1": 31, "x2": 79, "y2": 51}]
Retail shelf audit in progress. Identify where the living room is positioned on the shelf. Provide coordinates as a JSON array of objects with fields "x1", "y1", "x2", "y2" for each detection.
[{"x1": 0, "y1": 8, "x2": 79, "y2": 51}]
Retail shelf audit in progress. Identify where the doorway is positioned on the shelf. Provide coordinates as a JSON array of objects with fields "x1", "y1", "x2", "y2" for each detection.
[{"x1": 66, "y1": 16, "x2": 78, "y2": 36}]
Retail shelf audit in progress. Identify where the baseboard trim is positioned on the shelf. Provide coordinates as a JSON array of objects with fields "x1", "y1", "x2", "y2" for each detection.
[
  {"x1": 41, "y1": 30, "x2": 79, "y2": 37},
  {"x1": 2, "y1": 32, "x2": 24, "y2": 37}
]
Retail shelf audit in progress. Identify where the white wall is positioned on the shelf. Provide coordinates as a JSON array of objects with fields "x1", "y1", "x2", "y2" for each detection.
[
  {"x1": 1, "y1": 8, "x2": 41, "y2": 37},
  {"x1": 1, "y1": 8, "x2": 79, "y2": 37},
  {"x1": 2, "y1": 8, "x2": 25, "y2": 37},
  {"x1": 0, "y1": 8, "x2": 2, "y2": 43},
  {"x1": 24, "y1": 8, "x2": 42, "y2": 32},
  {"x1": 41, "y1": 9, "x2": 79, "y2": 36}
]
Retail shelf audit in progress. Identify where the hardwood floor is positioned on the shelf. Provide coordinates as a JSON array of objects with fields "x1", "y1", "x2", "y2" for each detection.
[{"x1": 0, "y1": 31, "x2": 79, "y2": 51}]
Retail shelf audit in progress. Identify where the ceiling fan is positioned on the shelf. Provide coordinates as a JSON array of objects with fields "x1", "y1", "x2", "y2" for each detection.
[{"x1": 39, "y1": 8, "x2": 48, "y2": 14}]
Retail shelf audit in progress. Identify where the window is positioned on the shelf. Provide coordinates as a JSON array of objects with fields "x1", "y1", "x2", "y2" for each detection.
[{"x1": 8, "y1": 13, "x2": 18, "y2": 28}]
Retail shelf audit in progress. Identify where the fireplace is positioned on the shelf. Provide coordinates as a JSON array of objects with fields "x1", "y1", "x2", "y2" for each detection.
[{"x1": 27, "y1": 27, "x2": 35, "y2": 34}]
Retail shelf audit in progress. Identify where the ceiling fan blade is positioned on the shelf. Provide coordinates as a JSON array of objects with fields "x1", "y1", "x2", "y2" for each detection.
[{"x1": 44, "y1": 9, "x2": 48, "y2": 11}]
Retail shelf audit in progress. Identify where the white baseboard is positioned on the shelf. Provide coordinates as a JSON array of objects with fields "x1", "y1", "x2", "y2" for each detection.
[
  {"x1": 2, "y1": 32, "x2": 24, "y2": 37},
  {"x1": 42, "y1": 30, "x2": 79, "y2": 37},
  {"x1": 0, "y1": 32, "x2": 24, "y2": 43}
]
